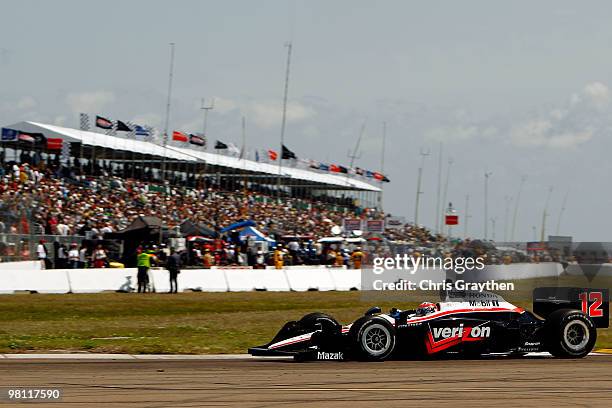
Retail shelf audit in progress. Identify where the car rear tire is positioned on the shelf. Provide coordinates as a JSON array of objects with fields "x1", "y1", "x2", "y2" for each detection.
[
  {"x1": 350, "y1": 316, "x2": 396, "y2": 361},
  {"x1": 544, "y1": 309, "x2": 596, "y2": 358}
]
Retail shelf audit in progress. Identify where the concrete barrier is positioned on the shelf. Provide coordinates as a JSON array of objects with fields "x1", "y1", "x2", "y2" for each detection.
[
  {"x1": 285, "y1": 268, "x2": 336, "y2": 291},
  {"x1": 329, "y1": 269, "x2": 361, "y2": 291},
  {"x1": 225, "y1": 269, "x2": 290, "y2": 291},
  {"x1": 0, "y1": 263, "x2": 594, "y2": 294},
  {"x1": 2, "y1": 269, "x2": 71, "y2": 293},
  {"x1": 68, "y1": 268, "x2": 138, "y2": 293}
]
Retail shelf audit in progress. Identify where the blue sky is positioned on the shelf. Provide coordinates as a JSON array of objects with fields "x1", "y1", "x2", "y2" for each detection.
[{"x1": 2, "y1": 0, "x2": 612, "y2": 240}]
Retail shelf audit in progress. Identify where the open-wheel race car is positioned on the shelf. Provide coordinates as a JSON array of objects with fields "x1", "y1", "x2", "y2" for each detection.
[{"x1": 248, "y1": 287, "x2": 609, "y2": 361}]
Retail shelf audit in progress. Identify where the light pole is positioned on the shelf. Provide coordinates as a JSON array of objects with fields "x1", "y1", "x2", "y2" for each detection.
[
  {"x1": 540, "y1": 186, "x2": 554, "y2": 242},
  {"x1": 491, "y1": 217, "x2": 497, "y2": 241},
  {"x1": 484, "y1": 171, "x2": 492, "y2": 240},
  {"x1": 464, "y1": 193, "x2": 471, "y2": 239},
  {"x1": 161, "y1": 42, "x2": 175, "y2": 182},
  {"x1": 511, "y1": 175, "x2": 527, "y2": 242},
  {"x1": 414, "y1": 148, "x2": 430, "y2": 226},
  {"x1": 200, "y1": 98, "x2": 215, "y2": 146},
  {"x1": 503, "y1": 195, "x2": 512, "y2": 242},
  {"x1": 440, "y1": 157, "x2": 453, "y2": 231},
  {"x1": 277, "y1": 42, "x2": 292, "y2": 201}
]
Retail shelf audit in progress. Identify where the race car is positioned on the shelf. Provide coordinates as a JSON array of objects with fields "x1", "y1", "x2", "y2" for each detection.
[{"x1": 248, "y1": 287, "x2": 609, "y2": 361}]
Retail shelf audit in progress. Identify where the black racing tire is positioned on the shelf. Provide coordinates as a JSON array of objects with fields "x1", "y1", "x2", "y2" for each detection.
[
  {"x1": 299, "y1": 312, "x2": 341, "y2": 333},
  {"x1": 544, "y1": 309, "x2": 597, "y2": 358},
  {"x1": 350, "y1": 316, "x2": 396, "y2": 361}
]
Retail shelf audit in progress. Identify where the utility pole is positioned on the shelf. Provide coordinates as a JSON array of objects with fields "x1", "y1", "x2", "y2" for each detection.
[
  {"x1": 484, "y1": 171, "x2": 492, "y2": 240},
  {"x1": 161, "y1": 42, "x2": 175, "y2": 182},
  {"x1": 277, "y1": 42, "x2": 292, "y2": 201},
  {"x1": 200, "y1": 98, "x2": 215, "y2": 147},
  {"x1": 414, "y1": 148, "x2": 430, "y2": 226},
  {"x1": 435, "y1": 142, "x2": 442, "y2": 234},
  {"x1": 511, "y1": 175, "x2": 527, "y2": 242},
  {"x1": 540, "y1": 186, "x2": 554, "y2": 242},
  {"x1": 556, "y1": 189, "x2": 569, "y2": 235},
  {"x1": 464, "y1": 194, "x2": 471, "y2": 238}
]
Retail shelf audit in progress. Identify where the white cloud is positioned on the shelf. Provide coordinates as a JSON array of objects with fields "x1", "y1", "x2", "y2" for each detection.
[
  {"x1": 509, "y1": 119, "x2": 593, "y2": 148},
  {"x1": 66, "y1": 91, "x2": 115, "y2": 113},
  {"x1": 247, "y1": 100, "x2": 315, "y2": 128},
  {"x1": 583, "y1": 82, "x2": 610, "y2": 109}
]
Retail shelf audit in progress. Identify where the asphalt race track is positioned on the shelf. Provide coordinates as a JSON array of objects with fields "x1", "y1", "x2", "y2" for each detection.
[{"x1": 1, "y1": 356, "x2": 611, "y2": 407}]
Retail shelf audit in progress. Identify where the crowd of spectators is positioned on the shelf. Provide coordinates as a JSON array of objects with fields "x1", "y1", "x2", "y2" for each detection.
[{"x1": 0, "y1": 155, "x2": 549, "y2": 268}]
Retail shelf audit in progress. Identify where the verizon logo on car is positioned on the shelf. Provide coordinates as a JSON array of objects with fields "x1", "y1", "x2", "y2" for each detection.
[{"x1": 432, "y1": 323, "x2": 491, "y2": 340}]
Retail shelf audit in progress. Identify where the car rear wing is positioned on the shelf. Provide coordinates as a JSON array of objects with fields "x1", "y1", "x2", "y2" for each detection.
[{"x1": 533, "y1": 287, "x2": 609, "y2": 328}]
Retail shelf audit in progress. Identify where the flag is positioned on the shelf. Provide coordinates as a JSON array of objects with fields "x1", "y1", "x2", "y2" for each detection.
[
  {"x1": 95, "y1": 115, "x2": 113, "y2": 129},
  {"x1": 215, "y1": 140, "x2": 228, "y2": 149},
  {"x1": 319, "y1": 163, "x2": 329, "y2": 171},
  {"x1": 46, "y1": 138, "x2": 63, "y2": 150},
  {"x1": 282, "y1": 144, "x2": 297, "y2": 159},
  {"x1": 116, "y1": 120, "x2": 131, "y2": 132},
  {"x1": 189, "y1": 133, "x2": 205, "y2": 146},
  {"x1": 373, "y1": 172, "x2": 384, "y2": 181},
  {"x1": 383, "y1": 175, "x2": 390, "y2": 182},
  {"x1": 134, "y1": 125, "x2": 150, "y2": 137},
  {"x1": 255, "y1": 150, "x2": 260, "y2": 162},
  {"x1": 1, "y1": 128, "x2": 18, "y2": 141},
  {"x1": 338, "y1": 165, "x2": 348, "y2": 174},
  {"x1": 309, "y1": 160, "x2": 319, "y2": 169},
  {"x1": 355, "y1": 167, "x2": 364, "y2": 176},
  {"x1": 268, "y1": 149, "x2": 278, "y2": 161},
  {"x1": 365, "y1": 170, "x2": 374, "y2": 178},
  {"x1": 172, "y1": 131, "x2": 188, "y2": 142},
  {"x1": 18, "y1": 132, "x2": 35, "y2": 143},
  {"x1": 330, "y1": 164, "x2": 341, "y2": 173}
]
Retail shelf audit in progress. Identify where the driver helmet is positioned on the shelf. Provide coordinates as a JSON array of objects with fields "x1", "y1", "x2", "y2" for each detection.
[{"x1": 416, "y1": 302, "x2": 438, "y2": 317}]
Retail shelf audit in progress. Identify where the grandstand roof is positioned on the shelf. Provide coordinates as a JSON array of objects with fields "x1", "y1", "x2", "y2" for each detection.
[{"x1": 2, "y1": 121, "x2": 381, "y2": 192}]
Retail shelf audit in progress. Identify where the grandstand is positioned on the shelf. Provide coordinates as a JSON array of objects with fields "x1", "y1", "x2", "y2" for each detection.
[
  {"x1": 2, "y1": 121, "x2": 381, "y2": 206},
  {"x1": 0, "y1": 120, "x2": 391, "y2": 266}
]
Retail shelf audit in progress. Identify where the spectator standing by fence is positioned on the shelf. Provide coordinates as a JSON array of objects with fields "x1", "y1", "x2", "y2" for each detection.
[
  {"x1": 136, "y1": 248, "x2": 155, "y2": 293},
  {"x1": 68, "y1": 243, "x2": 79, "y2": 268},
  {"x1": 166, "y1": 249, "x2": 181, "y2": 294},
  {"x1": 92, "y1": 244, "x2": 107, "y2": 268}
]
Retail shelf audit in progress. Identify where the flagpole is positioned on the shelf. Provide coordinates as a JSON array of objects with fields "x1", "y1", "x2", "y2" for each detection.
[
  {"x1": 161, "y1": 42, "x2": 175, "y2": 182},
  {"x1": 277, "y1": 42, "x2": 292, "y2": 201}
]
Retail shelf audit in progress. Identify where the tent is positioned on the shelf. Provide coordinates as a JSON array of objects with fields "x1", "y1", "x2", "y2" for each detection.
[
  {"x1": 180, "y1": 220, "x2": 218, "y2": 238},
  {"x1": 220, "y1": 220, "x2": 256, "y2": 233},
  {"x1": 105, "y1": 216, "x2": 175, "y2": 266},
  {"x1": 239, "y1": 226, "x2": 275, "y2": 243}
]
